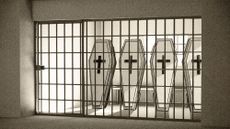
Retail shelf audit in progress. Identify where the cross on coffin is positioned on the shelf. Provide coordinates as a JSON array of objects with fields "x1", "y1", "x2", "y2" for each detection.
[
  {"x1": 94, "y1": 56, "x2": 106, "y2": 74},
  {"x1": 157, "y1": 55, "x2": 171, "y2": 74},
  {"x1": 192, "y1": 55, "x2": 202, "y2": 75},
  {"x1": 124, "y1": 55, "x2": 137, "y2": 74}
]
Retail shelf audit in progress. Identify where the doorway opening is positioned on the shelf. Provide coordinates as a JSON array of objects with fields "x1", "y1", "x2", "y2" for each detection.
[{"x1": 35, "y1": 17, "x2": 202, "y2": 121}]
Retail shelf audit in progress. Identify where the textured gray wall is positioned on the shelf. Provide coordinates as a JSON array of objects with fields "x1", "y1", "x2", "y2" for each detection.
[
  {"x1": 202, "y1": 0, "x2": 230, "y2": 127},
  {"x1": 0, "y1": 0, "x2": 34, "y2": 117},
  {"x1": 32, "y1": 0, "x2": 201, "y2": 21},
  {"x1": 0, "y1": 0, "x2": 21, "y2": 117},
  {"x1": 19, "y1": 0, "x2": 34, "y2": 117}
]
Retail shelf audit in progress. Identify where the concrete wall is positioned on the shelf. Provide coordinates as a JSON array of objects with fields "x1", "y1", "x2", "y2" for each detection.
[
  {"x1": 0, "y1": 0, "x2": 21, "y2": 117},
  {"x1": 202, "y1": 0, "x2": 230, "y2": 127},
  {"x1": 32, "y1": 0, "x2": 201, "y2": 21},
  {"x1": 0, "y1": 0, "x2": 34, "y2": 117},
  {"x1": 19, "y1": 0, "x2": 34, "y2": 116}
]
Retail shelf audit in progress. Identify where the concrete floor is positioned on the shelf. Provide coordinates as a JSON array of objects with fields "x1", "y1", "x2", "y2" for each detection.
[
  {"x1": 0, "y1": 115, "x2": 224, "y2": 129},
  {"x1": 84, "y1": 105, "x2": 192, "y2": 119}
]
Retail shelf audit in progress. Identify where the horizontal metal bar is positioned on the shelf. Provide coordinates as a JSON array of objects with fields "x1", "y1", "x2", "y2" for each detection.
[
  {"x1": 37, "y1": 51, "x2": 202, "y2": 54},
  {"x1": 40, "y1": 68, "x2": 203, "y2": 71},
  {"x1": 37, "y1": 33, "x2": 202, "y2": 38},
  {"x1": 35, "y1": 16, "x2": 202, "y2": 24},
  {"x1": 38, "y1": 83, "x2": 202, "y2": 88},
  {"x1": 35, "y1": 114, "x2": 201, "y2": 122},
  {"x1": 35, "y1": 20, "x2": 83, "y2": 24}
]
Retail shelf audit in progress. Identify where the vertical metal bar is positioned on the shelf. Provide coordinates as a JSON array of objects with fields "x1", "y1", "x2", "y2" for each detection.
[
  {"x1": 199, "y1": 18, "x2": 203, "y2": 117},
  {"x1": 146, "y1": 19, "x2": 149, "y2": 118},
  {"x1": 191, "y1": 18, "x2": 195, "y2": 120},
  {"x1": 94, "y1": 21, "x2": 97, "y2": 116},
  {"x1": 111, "y1": 20, "x2": 114, "y2": 116},
  {"x1": 80, "y1": 23, "x2": 82, "y2": 114},
  {"x1": 35, "y1": 23, "x2": 39, "y2": 113},
  {"x1": 81, "y1": 21, "x2": 85, "y2": 116},
  {"x1": 40, "y1": 24, "x2": 43, "y2": 112},
  {"x1": 128, "y1": 19, "x2": 131, "y2": 117},
  {"x1": 173, "y1": 19, "x2": 176, "y2": 119},
  {"x1": 119, "y1": 20, "x2": 122, "y2": 117},
  {"x1": 164, "y1": 19, "x2": 166, "y2": 119},
  {"x1": 102, "y1": 21, "x2": 105, "y2": 116},
  {"x1": 154, "y1": 19, "x2": 158, "y2": 118},
  {"x1": 48, "y1": 24, "x2": 51, "y2": 113},
  {"x1": 200, "y1": 18, "x2": 202, "y2": 118},
  {"x1": 79, "y1": 22, "x2": 82, "y2": 114},
  {"x1": 34, "y1": 22, "x2": 37, "y2": 113},
  {"x1": 182, "y1": 18, "x2": 185, "y2": 119},
  {"x1": 71, "y1": 22, "x2": 74, "y2": 114},
  {"x1": 137, "y1": 20, "x2": 140, "y2": 118},
  {"x1": 86, "y1": 21, "x2": 89, "y2": 115},
  {"x1": 56, "y1": 23, "x2": 58, "y2": 113},
  {"x1": 64, "y1": 23, "x2": 66, "y2": 114}
]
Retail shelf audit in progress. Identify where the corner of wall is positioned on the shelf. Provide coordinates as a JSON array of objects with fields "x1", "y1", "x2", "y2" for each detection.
[{"x1": 19, "y1": 0, "x2": 35, "y2": 117}]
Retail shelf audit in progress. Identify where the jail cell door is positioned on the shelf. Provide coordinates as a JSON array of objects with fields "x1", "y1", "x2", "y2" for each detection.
[{"x1": 35, "y1": 22, "x2": 84, "y2": 115}]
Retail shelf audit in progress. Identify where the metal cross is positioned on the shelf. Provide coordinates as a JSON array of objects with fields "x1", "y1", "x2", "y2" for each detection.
[
  {"x1": 192, "y1": 55, "x2": 202, "y2": 75},
  {"x1": 157, "y1": 55, "x2": 170, "y2": 74},
  {"x1": 124, "y1": 55, "x2": 137, "y2": 74},
  {"x1": 94, "y1": 56, "x2": 106, "y2": 74}
]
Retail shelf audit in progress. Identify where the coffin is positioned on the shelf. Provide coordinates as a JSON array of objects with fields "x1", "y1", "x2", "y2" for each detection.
[
  {"x1": 120, "y1": 39, "x2": 145, "y2": 110},
  {"x1": 150, "y1": 38, "x2": 178, "y2": 111},
  {"x1": 184, "y1": 37, "x2": 202, "y2": 112},
  {"x1": 89, "y1": 39, "x2": 116, "y2": 109}
]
